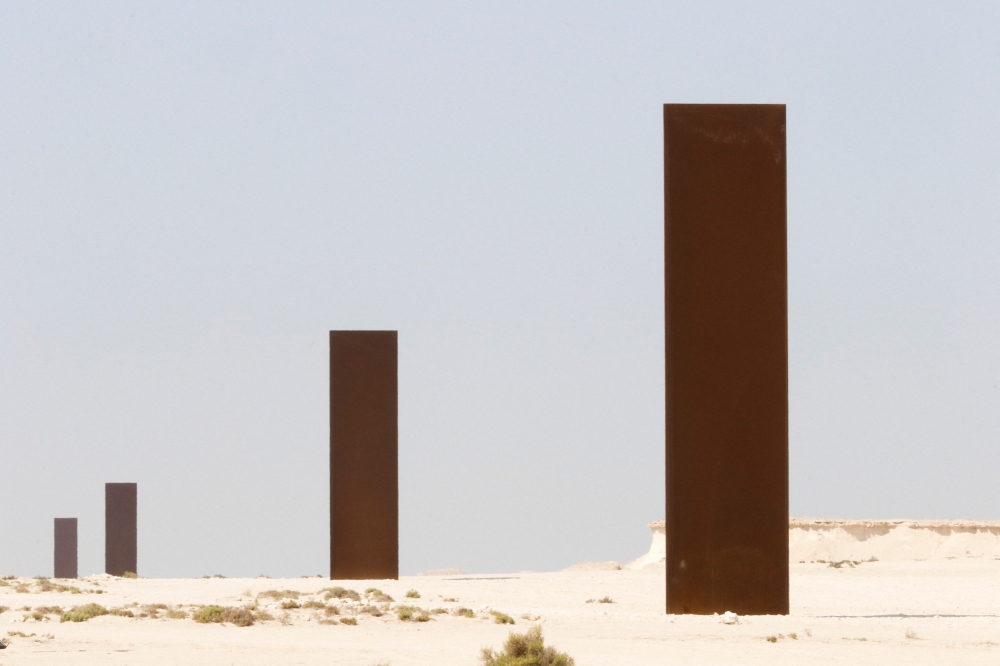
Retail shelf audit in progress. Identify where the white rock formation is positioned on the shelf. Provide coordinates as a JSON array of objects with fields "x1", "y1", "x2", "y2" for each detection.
[
  {"x1": 625, "y1": 518, "x2": 1000, "y2": 569},
  {"x1": 625, "y1": 520, "x2": 665, "y2": 570}
]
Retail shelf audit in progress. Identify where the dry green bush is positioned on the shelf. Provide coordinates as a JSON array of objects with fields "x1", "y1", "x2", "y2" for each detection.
[
  {"x1": 491, "y1": 611, "x2": 515, "y2": 625},
  {"x1": 301, "y1": 600, "x2": 326, "y2": 610},
  {"x1": 109, "y1": 608, "x2": 134, "y2": 618},
  {"x1": 597, "y1": 597, "x2": 614, "y2": 604},
  {"x1": 253, "y1": 609, "x2": 274, "y2": 622},
  {"x1": 122, "y1": 572, "x2": 138, "y2": 579},
  {"x1": 167, "y1": 607, "x2": 189, "y2": 620},
  {"x1": 323, "y1": 606, "x2": 340, "y2": 616},
  {"x1": 280, "y1": 600, "x2": 301, "y2": 610},
  {"x1": 322, "y1": 586, "x2": 360, "y2": 601},
  {"x1": 405, "y1": 589, "x2": 420, "y2": 599},
  {"x1": 431, "y1": 608, "x2": 448, "y2": 614},
  {"x1": 258, "y1": 590, "x2": 301, "y2": 600},
  {"x1": 60, "y1": 604, "x2": 109, "y2": 623},
  {"x1": 35, "y1": 606, "x2": 62, "y2": 615},
  {"x1": 454, "y1": 607, "x2": 475, "y2": 618},
  {"x1": 194, "y1": 606, "x2": 254, "y2": 627},
  {"x1": 340, "y1": 616, "x2": 357, "y2": 625},
  {"x1": 365, "y1": 588, "x2": 394, "y2": 603},
  {"x1": 359, "y1": 605, "x2": 383, "y2": 617},
  {"x1": 481, "y1": 626, "x2": 574, "y2": 666},
  {"x1": 220, "y1": 607, "x2": 254, "y2": 626},
  {"x1": 0, "y1": 606, "x2": 9, "y2": 614}
]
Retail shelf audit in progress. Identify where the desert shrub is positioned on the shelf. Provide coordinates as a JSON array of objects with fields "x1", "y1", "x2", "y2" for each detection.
[
  {"x1": 396, "y1": 605, "x2": 416, "y2": 621},
  {"x1": 280, "y1": 600, "x2": 301, "y2": 610},
  {"x1": 597, "y1": 597, "x2": 614, "y2": 604},
  {"x1": 193, "y1": 606, "x2": 224, "y2": 624},
  {"x1": 0, "y1": 580, "x2": 8, "y2": 587},
  {"x1": 415, "y1": 611, "x2": 430, "y2": 622},
  {"x1": 15, "y1": 585, "x2": 29, "y2": 593},
  {"x1": 322, "y1": 586, "x2": 361, "y2": 601},
  {"x1": 258, "y1": 589, "x2": 301, "y2": 600},
  {"x1": 431, "y1": 608, "x2": 448, "y2": 614},
  {"x1": 60, "y1": 604, "x2": 109, "y2": 623},
  {"x1": 0, "y1": 606, "x2": 9, "y2": 614},
  {"x1": 491, "y1": 611, "x2": 515, "y2": 625},
  {"x1": 454, "y1": 607, "x2": 475, "y2": 618},
  {"x1": 302, "y1": 600, "x2": 326, "y2": 609},
  {"x1": 35, "y1": 606, "x2": 63, "y2": 615},
  {"x1": 167, "y1": 608, "x2": 189, "y2": 619},
  {"x1": 122, "y1": 572, "x2": 138, "y2": 579},
  {"x1": 29, "y1": 611, "x2": 44, "y2": 621},
  {"x1": 194, "y1": 606, "x2": 253, "y2": 626},
  {"x1": 253, "y1": 609, "x2": 274, "y2": 621},
  {"x1": 140, "y1": 603, "x2": 167, "y2": 618},
  {"x1": 481, "y1": 626, "x2": 574, "y2": 666},
  {"x1": 365, "y1": 588, "x2": 394, "y2": 603},
  {"x1": 340, "y1": 616, "x2": 357, "y2": 625},
  {"x1": 220, "y1": 607, "x2": 254, "y2": 627},
  {"x1": 443, "y1": 597, "x2": 457, "y2": 602},
  {"x1": 324, "y1": 606, "x2": 340, "y2": 616},
  {"x1": 110, "y1": 608, "x2": 134, "y2": 618},
  {"x1": 360, "y1": 605, "x2": 383, "y2": 617},
  {"x1": 405, "y1": 589, "x2": 420, "y2": 599}
]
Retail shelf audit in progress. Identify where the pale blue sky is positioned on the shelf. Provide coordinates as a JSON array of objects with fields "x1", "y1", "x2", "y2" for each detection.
[{"x1": 2, "y1": 2, "x2": 998, "y2": 577}]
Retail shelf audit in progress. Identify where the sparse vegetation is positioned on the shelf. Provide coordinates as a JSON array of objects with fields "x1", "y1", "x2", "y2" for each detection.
[
  {"x1": 766, "y1": 636, "x2": 778, "y2": 643},
  {"x1": 253, "y1": 609, "x2": 274, "y2": 622},
  {"x1": 35, "y1": 606, "x2": 63, "y2": 616},
  {"x1": 193, "y1": 606, "x2": 224, "y2": 623},
  {"x1": 258, "y1": 589, "x2": 301, "y2": 600},
  {"x1": 443, "y1": 597, "x2": 458, "y2": 602},
  {"x1": 109, "y1": 608, "x2": 134, "y2": 618},
  {"x1": 906, "y1": 629, "x2": 918, "y2": 640},
  {"x1": 480, "y1": 625, "x2": 574, "y2": 666},
  {"x1": 431, "y1": 608, "x2": 448, "y2": 614},
  {"x1": 365, "y1": 588, "x2": 394, "y2": 603},
  {"x1": 122, "y1": 571, "x2": 138, "y2": 579},
  {"x1": 322, "y1": 587, "x2": 360, "y2": 601},
  {"x1": 454, "y1": 607, "x2": 475, "y2": 618},
  {"x1": 193, "y1": 605, "x2": 254, "y2": 627},
  {"x1": 789, "y1": 632, "x2": 797, "y2": 640},
  {"x1": 324, "y1": 606, "x2": 340, "y2": 616},
  {"x1": 0, "y1": 606, "x2": 9, "y2": 614},
  {"x1": 340, "y1": 616, "x2": 357, "y2": 625},
  {"x1": 60, "y1": 604, "x2": 109, "y2": 623},
  {"x1": 167, "y1": 607, "x2": 189, "y2": 619},
  {"x1": 280, "y1": 600, "x2": 301, "y2": 610},
  {"x1": 491, "y1": 611, "x2": 515, "y2": 625},
  {"x1": 406, "y1": 589, "x2": 420, "y2": 598},
  {"x1": 302, "y1": 600, "x2": 326, "y2": 609},
  {"x1": 360, "y1": 605, "x2": 383, "y2": 617},
  {"x1": 597, "y1": 596, "x2": 614, "y2": 604}
]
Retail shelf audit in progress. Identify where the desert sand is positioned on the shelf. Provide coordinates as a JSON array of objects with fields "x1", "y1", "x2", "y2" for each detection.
[{"x1": 3, "y1": 521, "x2": 1000, "y2": 665}]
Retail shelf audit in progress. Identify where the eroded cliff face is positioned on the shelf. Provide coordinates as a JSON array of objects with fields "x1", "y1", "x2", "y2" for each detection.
[{"x1": 626, "y1": 518, "x2": 1000, "y2": 569}]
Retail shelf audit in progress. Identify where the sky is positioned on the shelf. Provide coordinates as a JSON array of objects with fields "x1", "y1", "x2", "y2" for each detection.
[{"x1": 1, "y1": 1, "x2": 998, "y2": 578}]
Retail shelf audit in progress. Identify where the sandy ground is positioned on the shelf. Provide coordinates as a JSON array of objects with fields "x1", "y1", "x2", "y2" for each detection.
[{"x1": 2, "y1": 561, "x2": 1000, "y2": 665}]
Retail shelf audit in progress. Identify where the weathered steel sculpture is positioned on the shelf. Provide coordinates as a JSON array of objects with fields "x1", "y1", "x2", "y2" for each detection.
[
  {"x1": 330, "y1": 331, "x2": 398, "y2": 580},
  {"x1": 664, "y1": 104, "x2": 789, "y2": 614},
  {"x1": 54, "y1": 518, "x2": 78, "y2": 579},
  {"x1": 105, "y1": 483, "x2": 137, "y2": 576}
]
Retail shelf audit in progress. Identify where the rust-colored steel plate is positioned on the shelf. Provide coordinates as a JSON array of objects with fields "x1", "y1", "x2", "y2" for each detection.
[
  {"x1": 330, "y1": 331, "x2": 398, "y2": 580},
  {"x1": 54, "y1": 518, "x2": 78, "y2": 579},
  {"x1": 105, "y1": 483, "x2": 137, "y2": 576},
  {"x1": 664, "y1": 104, "x2": 788, "y2": 615}
]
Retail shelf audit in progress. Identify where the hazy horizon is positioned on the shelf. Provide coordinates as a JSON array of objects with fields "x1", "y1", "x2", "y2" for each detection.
[{"x1": 2, "y1": 1, "x2": 998, "y2": 577}]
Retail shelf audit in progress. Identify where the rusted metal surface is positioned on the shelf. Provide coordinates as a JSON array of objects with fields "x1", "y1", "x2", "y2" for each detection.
[
  {"x1": 105, "y1": 483, "x2": 137, "y2": 576},
  {"x1": 54, "y1": 518, "x2": 78, "y2": 579},
  {"x1": 664, "y1": 104, "x2": 788, "y2": 615},
  {"x1": 330, "y1": 331, "x2": 398, "y2": 580}
]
